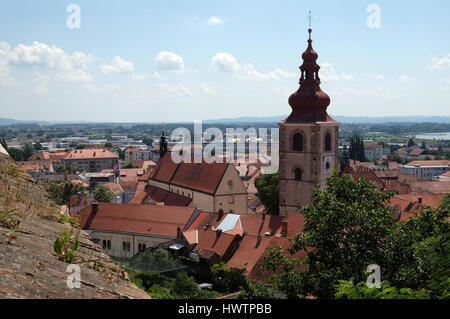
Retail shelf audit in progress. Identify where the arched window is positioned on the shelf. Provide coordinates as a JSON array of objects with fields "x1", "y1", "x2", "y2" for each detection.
[
  {"x1": 126, "y1": 242, "x2": 131, "y2": 252},
  {"x1": 295, "y1": 168, "x2": 302, "y2": 181},
  {"x1": 293, "y1": 133, "x2": 303, "y2": 152},
  {"x1": 107, "y1": 240, "x2": 111, "y2": 250},
  {"x1": 122, "y1": 241, "x2": 126, "y2": 251},
  {"x1": 102, "y1": 240, "x2": 106, "y2": 249},
  {"x1": 325, "y1": 133, "x2": 331, "y2": 152},
  {"x1": 138, "y1": 243, "x2": 142, "y2": 251}
]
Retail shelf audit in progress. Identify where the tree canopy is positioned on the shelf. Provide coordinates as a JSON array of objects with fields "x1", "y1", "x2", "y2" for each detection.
[{"x1": 247, "y1": 174, "x2": 450, "y2": 299}]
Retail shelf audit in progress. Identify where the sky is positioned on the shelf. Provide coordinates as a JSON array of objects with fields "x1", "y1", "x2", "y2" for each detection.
[{"x1": 0, "y1": 0, "x2": 450, "y2": 122}]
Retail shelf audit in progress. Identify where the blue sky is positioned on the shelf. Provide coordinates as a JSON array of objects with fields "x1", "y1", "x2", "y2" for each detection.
[{"x1": 0, "y1": 0, "x2": 450, "y2": 122}]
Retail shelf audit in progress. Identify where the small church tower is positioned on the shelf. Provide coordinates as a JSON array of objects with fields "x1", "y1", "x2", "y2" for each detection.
[
  {"x1": 159, "y1": 130, "x2": 168, "y2": 159},
  {"x1": 278, "y1": 27, "x2": 339, "y2": 216}
]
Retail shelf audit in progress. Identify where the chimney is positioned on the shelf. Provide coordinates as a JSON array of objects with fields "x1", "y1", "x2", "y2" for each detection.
[
  {"x1": 217, "y1": 208, "x2": 224, "y2": 221},
  {"x1": 177, "y1": 225, "x2": 182, "y2": 237},
  {"x1": 216, "y1": 229, "x2": 222, "y2": 238},
  {"x1": 92, "y1": 202, "x2": 99, "y2": 214},
  {"x1": 418, "y1": 197, "x2": 422, "y2": 204},
  {"x1": 281, "y1": 219, "x2": 288, "y2": 237}
]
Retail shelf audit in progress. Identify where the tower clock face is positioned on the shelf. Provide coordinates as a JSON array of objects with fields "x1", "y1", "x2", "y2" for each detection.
[{"x1": 324, "y1": 156, "x2": 333, "y2": 174}]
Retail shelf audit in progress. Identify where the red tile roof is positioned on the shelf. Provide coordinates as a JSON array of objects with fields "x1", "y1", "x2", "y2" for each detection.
[
  {"x1": 405, "y1": 160, "x2": 449, "y2": 167},
  {"x1": 120, "y1": 180, "x2": 139, "y2": 193},
  {"x1": 390, "y1": 194, "x2": 446, "y2": 221},
  {"x1": 17, "y1": 160, "x2": 52, "y2": 171},
  {"x1": 129, "y1": 185, "x2": 192, "y2": 207},
  {"x1": 246, "y1": 237, "x2": 309, "y2": 283},
  {"x1": 196, "y1": 229, "x2": 239, "y2": 259},
  {"x1": 104, "y1": 182, "x2": 124, "y2": 195},
  {"x1": 150, "y1": 153, "x2": 229, "y2": 194},
  {"x1": 65, "y1": 148, "x2": 118, "y2": 160},
  {"x1": 78, "y1": 203, "x2": 196, "y2": 237},
  {"x1": 226, "y1": 235, "x2": 272, "y2": 273},
  {"x1": 150, "y1": 153, "x2": 179, "y2": 183}
]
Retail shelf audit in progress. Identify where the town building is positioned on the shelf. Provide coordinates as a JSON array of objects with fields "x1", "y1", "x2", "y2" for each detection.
[
  {"x1": 77, "y1": 203, "x2": 200, "y2": 258},
  {"x1": 63, "y1": 148, "x2": 119, "y2": 172},
  {"x1": 364, "y1": 142, "x2": 383, "y2": 161},
  {"x1": 398, "y1": 160, "x2": 449, "y2": 180},
  {"x1": 278, "y1": 28, "x2": 339, "y2": 216},
  {"x1": 137, "y1": 153, "x2": 249, "y2": 213}
]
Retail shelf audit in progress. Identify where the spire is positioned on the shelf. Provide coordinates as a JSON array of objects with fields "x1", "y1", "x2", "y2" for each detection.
[
  {"x1": 159, "y1": 125, "x2": 168, "y2": 158},
  {"x1": 285, "y1": 24, "x2": 331, "y2": 123}
]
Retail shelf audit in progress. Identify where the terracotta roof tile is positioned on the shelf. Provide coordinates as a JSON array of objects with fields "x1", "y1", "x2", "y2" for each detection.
[
  {"x1": 65, "y1": 148, "x2": 118, "y2": 160},
  {"x1": 79, "y1": 203, "x2": 196, "y2": 237},
  {"x1": 150, "y1": 153, "x2": 229, "y2": 194}
]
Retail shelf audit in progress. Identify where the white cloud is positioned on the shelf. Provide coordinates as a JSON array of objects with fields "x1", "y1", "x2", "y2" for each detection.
[
  {"x1": 131, "y1": 73, "x2": 148, "y2": 80},
  {"x1": 6, "y1": 41, "x2": 92, "y2": 71},
  {"x1": 341, "y1": 73, "x2": 354, "y2": 81},
  {"x1": 206, "y1": 16, "x2": 224, "y2": 25},
  {"x1": 83, "y1": 83, "x2": 118, "y2": 93},
  {"x1": 274, "y1": 69, "x2": 296, "y2": 78},
  {"x1": 320, "y1": 63, "x2": 339, "y2": 82},
  {"x1": 398, "y1": 75, "x2": 412, "y2": 83},
  {"x1": 368, "y1": 73, "x2": 385, "y2": 80},
  {"x1": 0, "y1": 41, "x2": 93, "y2": 83},
  {"x1": 198, "y1": 83, "x2": 215, "y2": 95},
  {"x1": 211, "y1": 53, "x2": 293, "y2": 81},
  {"x1": 157, "y1": 84, "x2": 192, "y2": 96},
  {"x1": 154, "y1": 51, "x2": 184, "y2": 72},
  {"x1": 152, "y1": 72, "x2": 166, "y2": 80},
  {"x1": 60, "y1": 69, "x2": 92, "y2": 82},
  {"x1": 211, "y1": 52, "x2": 239, "y2": 73},
  {"x1": 99, "y1": 56, "x2": 134, "y2": 74},
  {"x1": 430, "y1": 54, "x2": 450, "y2": 69}
]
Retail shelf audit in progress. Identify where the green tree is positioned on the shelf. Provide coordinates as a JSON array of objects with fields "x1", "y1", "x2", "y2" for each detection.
[
  {"x1": 254, "y1": 171, "x2": 279, "y2": 215},
  {"x1": 407, "y1": 138, "x2": 415, "y2": 148},
  {"x1": 33, "y1": 142, "x2": 43, "y2": 151},
  {"x1": 45, "y1": 181, "x2": 87, "y2": 212},
  {"x1": 258, "y1": 172, "x2": 395, "y2": 298},
  {"x1": 349, "y1": 134, "x2": 365, "y2": 162},
  {"x1": 211, "y1": 262, "x2": 247, "y2": 292},
  {"x1": 7, "y1": 148, "x2": 24, "y2": 161},
  {"x1": 104, "y1": 142, "x2": 113, "y2": 148},
  {"x1": 23, "y1": 143, "x2": 33, "y2": 161},
  {"x1": 123, "y1": 162, "x2": 138, "y2": 168},
  {"x1": 420, "y1": 141, "x2": 427, "y2": 149},
  {"x1": 93, "y1": 185, "x2": 114, "y2": 203},
  {"x1": 334, "y1": 280, "x2": 430, "y2": 299},
  {"x1": 170, "y1": 272, "x2": 199, "y2": 298},
  {"x1": 143, "y1": 135, "x2": 153, "y2": 147},
  {"x1": 117, "y1": 148, "x2": 125, "y2": 160},
  {"x1": 0, "y1": 137, "x2": 7, "y2": 150}
]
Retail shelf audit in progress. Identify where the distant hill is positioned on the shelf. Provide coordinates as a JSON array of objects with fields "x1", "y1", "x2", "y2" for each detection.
[{"x1": 204, "y1": 115, "x2": 450, "y2": 124}]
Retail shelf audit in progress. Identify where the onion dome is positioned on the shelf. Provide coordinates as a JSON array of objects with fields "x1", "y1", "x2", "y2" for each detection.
[{"x1": 285, "y1": 28, "x2": 332, "y2": 123}]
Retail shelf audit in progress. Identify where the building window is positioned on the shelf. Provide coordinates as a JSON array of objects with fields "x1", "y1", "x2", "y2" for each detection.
[
  {"x1": 107, "y1": 240, "x2": 111, "y2": 250},
  {"x1": 228, "y1": 196, "x2": 234, "y2": 204},
  {"x1": 122, "y1": 241, "x2": 127, "y2": 251},
  {"x1": 126, "y1": 242, "x2": 130, "y2": 252},
  {"x1": 295, "y1": 168, "x2": 302, "y2": 181},
  {"x1": 138, "y1": 243, "x2": 142, "y2": 251},
  {"x1": 102, "y1": 240, "x2": 106, "y2": 249},
  {"x1": 325, "y1": 133, "x2": 331, "y2": 152},
  {"x1": 293, "y1": 133, "x2": 303, "y2": 152}
]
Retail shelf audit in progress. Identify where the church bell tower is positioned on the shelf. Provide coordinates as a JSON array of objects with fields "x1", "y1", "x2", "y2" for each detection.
[{"x1": 278, "y1": 27, "x2": 339, "y2": 216}]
